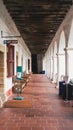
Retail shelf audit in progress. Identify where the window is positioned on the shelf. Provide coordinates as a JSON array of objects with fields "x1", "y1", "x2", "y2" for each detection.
[{"x1": 7, "y1": 44, "x2": 14, "y2": 77}]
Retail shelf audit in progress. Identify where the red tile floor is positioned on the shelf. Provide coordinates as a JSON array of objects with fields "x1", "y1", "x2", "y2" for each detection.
[{"x1": 0, "y1": 74, "x2": 73, "y2": 130}]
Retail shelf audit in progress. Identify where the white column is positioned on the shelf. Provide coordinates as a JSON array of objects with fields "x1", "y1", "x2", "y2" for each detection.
[
  {"x1": 64, "y1": 47, "x2": 73, "y2": 82},
  {"x1": 52, "y1": 56, "x2": 57, "y2": 83},
  {"x1": 48, "y1": 58, "x2": 51, "y2": 79},
  {"x1": 56, "y1": 53, "x2": 65, "y2": 87},
  {"x1": 50, "y1": 56, "x2": 53, "y2": 80}
]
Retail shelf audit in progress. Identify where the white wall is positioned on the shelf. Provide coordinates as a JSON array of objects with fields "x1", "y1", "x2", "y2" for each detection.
[{"x1": 0, "y1": 0, "x2": 31, "y2": 98}]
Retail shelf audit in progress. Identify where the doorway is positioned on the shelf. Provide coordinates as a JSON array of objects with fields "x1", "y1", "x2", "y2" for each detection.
[{"x1": 32, "y1": 54, "x2": 38, "y2": 74}]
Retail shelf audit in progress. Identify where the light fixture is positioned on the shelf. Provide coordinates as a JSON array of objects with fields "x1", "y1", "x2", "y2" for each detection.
[{"x1": 50, "y1": 29, "x2": 53, "y2": 33}]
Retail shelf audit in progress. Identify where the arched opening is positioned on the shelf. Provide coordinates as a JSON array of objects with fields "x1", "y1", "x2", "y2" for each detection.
[
  {"x1": 53, "y1": 41, "x2": 57, "y2": 83},
  {"x1": 58, "y1": 31, "x2": 65, "y2": 81},
  {"x1": 68, "y1": 20, "x2": 73, "y2": 80},
  {"x1": 50, "y1": 46, "x2": 53, "y2": 80}
]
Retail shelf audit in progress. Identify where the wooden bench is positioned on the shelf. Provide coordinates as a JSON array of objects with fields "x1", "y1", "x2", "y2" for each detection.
[{"x1": 12, "y1": 73, "x2": 31, "y2": 93}]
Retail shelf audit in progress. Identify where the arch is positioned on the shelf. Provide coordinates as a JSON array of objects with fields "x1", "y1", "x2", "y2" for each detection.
[
  {"x1": 53, "y1": 41, "x2": 57, "y2": 82},
  {"x1": 50, "y1": 45, "x2": 54, "y2": 79},
  {"x1": 54, "y1": 41, "x2": 57, "y2": 56},
  {"x1": 64, "y1": 19, "x2": 72, "y2": 47},
  {"x1": 67, "y1": 19, "x2": 73, "y2": 80},
  {"x1": 45, "y1": 46, "x2": 51, "y2": 78},
  {"x1": 45, "y1": 47, "x2": 51, "y2": 77},
  {"x1": 58, "y1": 30, "x2": 66, "y2": 81},
  {"x1": 68, "y1": 19, "x2": 73, "y2": 47},
  {"x1": 42, "y1": 56, "x2": 46, "y2": 73},
  {"x1": 59, "y1": 30, "x2": 65, "y2": 53}
]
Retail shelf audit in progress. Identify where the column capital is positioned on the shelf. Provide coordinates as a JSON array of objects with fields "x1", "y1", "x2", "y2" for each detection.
[
  {"x1": 56, "y1": 53, "x2": 65, "y2": 56},
  {"x1": 64, "y1": 47, "x2": 73, "y2": 51}
]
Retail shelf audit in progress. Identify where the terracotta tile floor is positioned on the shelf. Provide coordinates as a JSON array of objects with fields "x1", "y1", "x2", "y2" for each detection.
[{"x1": 1, "y1": 74, "x2": 73, "y2": 130}]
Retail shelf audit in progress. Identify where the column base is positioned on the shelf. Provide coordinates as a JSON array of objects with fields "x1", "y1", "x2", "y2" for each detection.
[{"x1": 13, "y1": 96, "x2": 24, "y2": 100}]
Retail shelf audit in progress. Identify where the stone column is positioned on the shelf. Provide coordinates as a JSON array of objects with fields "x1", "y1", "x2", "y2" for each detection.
[
  {"x1": 56, "y1": 53, "x2": 65, "y2": 87},
  {"x1": 52, "y1": 56, "x2": 57, "y2": 83},
  {"x1": 56, "y1": 53, "x2": 59, "y2": 87},
  {"x1": 64, "y1": 47, "x2": 73, "y2": 82},
  {"x1": 64, "y1": 48, "x2": 68, "y2": 82}
]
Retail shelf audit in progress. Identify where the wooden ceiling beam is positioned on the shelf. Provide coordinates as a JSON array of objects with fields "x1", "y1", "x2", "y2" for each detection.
[{"x1": 3, "y1": 0, "x2": 72, "y2": 54}]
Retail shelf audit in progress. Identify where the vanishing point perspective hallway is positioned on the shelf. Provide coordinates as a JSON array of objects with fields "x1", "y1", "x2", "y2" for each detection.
[{"x1": 0, "y1": 74, "x2": 73, "y2": 130}]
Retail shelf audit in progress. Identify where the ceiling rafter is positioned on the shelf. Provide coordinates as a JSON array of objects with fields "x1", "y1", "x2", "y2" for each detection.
[{"x1": 3, "y1": 0, "x2": 72, "y2": 54}]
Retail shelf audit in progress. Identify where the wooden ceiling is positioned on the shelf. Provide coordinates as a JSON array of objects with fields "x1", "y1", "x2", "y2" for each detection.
[{"x1": 3, "y1": 0, "x2": 72, "y2": 54}]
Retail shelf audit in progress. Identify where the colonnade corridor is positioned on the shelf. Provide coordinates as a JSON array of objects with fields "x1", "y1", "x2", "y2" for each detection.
[{"x1": 0, "y1": 74, "x2": 73, "y2": 130}]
